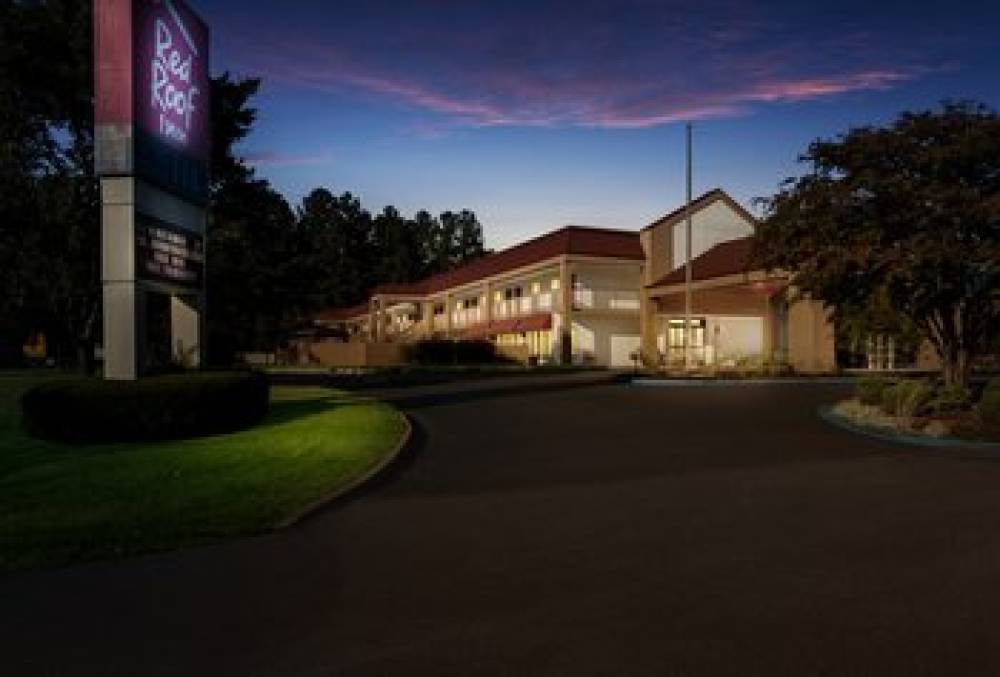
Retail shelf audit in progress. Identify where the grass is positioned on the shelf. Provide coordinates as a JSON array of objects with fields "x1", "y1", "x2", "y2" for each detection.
[{"x1": 0, "y1": 373, "x2": 407, "y2": 574}]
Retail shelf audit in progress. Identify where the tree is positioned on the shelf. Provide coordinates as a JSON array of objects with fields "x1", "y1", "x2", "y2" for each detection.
[
  {"x1": 0, "y1": 0, "x2": 99, "y2": 369},
  {"x1": 754, "y1": 102, "x2": 1000, "y2": 386},
  {"x1": 205, "y1": 74, "x2": 301, "y2": 363},
  {"x1": 431, "y1": 210, "x2": 487, "y2": 274}
]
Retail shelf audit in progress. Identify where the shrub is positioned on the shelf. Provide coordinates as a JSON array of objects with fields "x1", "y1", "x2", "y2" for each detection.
[
  {"x1": 927, "y1": 384, "x2": 973, "y2": 415},
  {"x1": 979, "y1": 379, "x2": 1000, "y2": 426},
  {"x1": 880, "y1": 379, "x2": 934, "y2": 419},
  {"x1": 856, "y1": 376, "x2": 893, "y2": 406},
  {"x1": 405, "y1": 339, "x2": 513, "y2": 365},
  {"x1": 21, "y1": 371, "x2": 269, "y2": 444}
]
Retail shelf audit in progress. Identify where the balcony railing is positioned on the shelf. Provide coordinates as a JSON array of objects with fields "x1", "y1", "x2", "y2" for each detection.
[{"x1": 572, "y1": 289, "x2": 640, "y2": 311}]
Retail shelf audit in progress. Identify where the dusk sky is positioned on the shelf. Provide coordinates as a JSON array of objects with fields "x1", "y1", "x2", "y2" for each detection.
[{"x1": 197, "y1": 0, "x2": 1000, "y2": 248}]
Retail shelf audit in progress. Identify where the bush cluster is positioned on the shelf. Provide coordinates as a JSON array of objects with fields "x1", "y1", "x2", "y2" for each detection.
[
  {"x1": 880, "y1": 380, "x2": 934, "y2": 419},
  {"x1": 21, "y1": 371, "x2": 270, "y2": 444},
  {"x1": 927, "y1": 384, "x2": 973, "y2": 415},
  {"x1": 980, "y1": 379, "x2": 1000, "y2": 426},
  {"x1": 856, "y1": 376, "x2": 893, "y2": 406},
  {"x1": 404, "y1": 340, "x2": 513, "y2": 366}
]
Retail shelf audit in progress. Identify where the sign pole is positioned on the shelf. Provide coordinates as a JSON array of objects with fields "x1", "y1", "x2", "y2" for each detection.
[{"x1": 684, "y1": 122, "x2": 693, "y2": 371}]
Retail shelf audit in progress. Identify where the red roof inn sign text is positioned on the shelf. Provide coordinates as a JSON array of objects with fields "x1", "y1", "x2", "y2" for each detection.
[
  {"x1": 95, "y1": 0, "x2": 210, "y2": 379},
  {"x1": 145, "y1": 3, "x2": 204, "y2": 147},
  {"x1": 95, "y1": 0, "x2": 210, "y2": 202}
]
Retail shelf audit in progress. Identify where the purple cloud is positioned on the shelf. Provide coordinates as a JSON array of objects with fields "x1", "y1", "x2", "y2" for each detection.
[{"x1": 218, "y1": 1, "x2": 943, "y2": 130}]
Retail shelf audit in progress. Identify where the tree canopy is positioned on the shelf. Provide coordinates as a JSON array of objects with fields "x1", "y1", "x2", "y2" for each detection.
[{"x1": 754, "y1": 101, "x2": 1000, "y2": 386}]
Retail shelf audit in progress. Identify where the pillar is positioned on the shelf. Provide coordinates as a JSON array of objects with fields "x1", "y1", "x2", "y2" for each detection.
[
  {"x1": 445, "y1": 293, "x2": 453, "y2": 338},
  {"x1": 170, "y1": 294, "x2": 201, "y2": 368},
  {"x1": 761, "y1": 293, "x2": 775, "y2": 364},
  {"x1": 422, "y1": 300, "x2": 434, "y2": 337},
  {"x1": 101, "y1": 177, "x2": 141, "y2": 380},
  {"x1": 559, "y1": 259, "x2": 573, "y2": 364},
  {"x1": 484, "y1": 283, "x2": 493, "y2": 327}
]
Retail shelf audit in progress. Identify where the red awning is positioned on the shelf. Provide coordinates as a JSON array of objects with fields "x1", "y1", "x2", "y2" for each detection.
[{"x1": 461, "y1": 313, "x2": 552, "y2": 338}]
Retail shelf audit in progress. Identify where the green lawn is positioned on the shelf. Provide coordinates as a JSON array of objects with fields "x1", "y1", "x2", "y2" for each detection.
[{"x1": 0, "y1": 374, "x2": 407, "y2": 573}]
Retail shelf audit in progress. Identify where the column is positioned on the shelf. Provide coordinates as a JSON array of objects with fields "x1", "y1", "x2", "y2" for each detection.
[
  {"x1": 101, "y1": 177, "x2": 140, "y2": 380},
  {"x1": 422, "y1": 300, "x2": 434, "y2": 337},
  {"x1": 170, "y1": 294, "x2": 201, "y2": 368},
  {"x1": 369, "y1": 298, "x2": 379, "y2": 342},
  {"x1": 445, "y1": 294, "x2": 453, "y2": 338},
  {"x1": 559, "y1": 259, "x2": 573, "y2": 364},
  {"x1": 639, "y1": 265, "x2": 658, "y2": 367},
  {"x1": 761, "y1": 292, "x2": 775, "y2": 364},
  {"x1": 484, "y1": 283, "x2": 493, "y2": 327}
]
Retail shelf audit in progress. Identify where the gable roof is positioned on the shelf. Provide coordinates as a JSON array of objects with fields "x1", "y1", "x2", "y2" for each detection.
[
  {"x1": 646, "y1": 236, "x2": 756, "y2": 288},
  {"x1": 640, "y1": 188, "x2": 758, "y2": 233}
]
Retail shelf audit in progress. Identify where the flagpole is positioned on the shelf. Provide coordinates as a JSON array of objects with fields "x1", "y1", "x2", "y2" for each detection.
[{"x1": 684, "y1": 122, "x2": 693, "y2": 371}]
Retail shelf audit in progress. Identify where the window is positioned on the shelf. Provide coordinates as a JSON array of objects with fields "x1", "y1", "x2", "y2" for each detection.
[
  {"x1": 433, "y1": 303, "x2": 445, "y2": 316},
  {"x1": 551, "y1": 278, "x2": 560, "y2": 291},
  {"x1": 532, "y1": 282, "x2": 541, "y2": 295}
]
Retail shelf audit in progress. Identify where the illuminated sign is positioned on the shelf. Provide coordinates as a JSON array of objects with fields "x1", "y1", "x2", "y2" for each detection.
[
  {"x1": 136, "y1": 216, "x2": 205, "y2": 289},
  {"x1": 94, "y1": 0, "x2": 210, "y2": 203},
  {"x1": 134, "y1": 0, "x2": 210, "y2": 161}
]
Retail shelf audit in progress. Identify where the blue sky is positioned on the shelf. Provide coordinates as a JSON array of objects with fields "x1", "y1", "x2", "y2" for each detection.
[{"x1": 196, "y1": 0, "x2": 1000, "y2": 248}]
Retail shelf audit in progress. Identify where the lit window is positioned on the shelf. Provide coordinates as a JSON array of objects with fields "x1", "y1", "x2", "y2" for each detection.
[
  {"x1": 551, "y1": 278, "x2": 560, "y2": 291},
  {"x1": 532, "y1": 282, "x2": 541, "y2": 295}
]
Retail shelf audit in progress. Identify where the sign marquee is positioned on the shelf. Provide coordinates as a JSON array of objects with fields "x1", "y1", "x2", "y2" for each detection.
[
  {"x1": 136, "y1": 216, "x2": 205, "y2": 288},
  {"x1": 134, "y1": 0, "x2": 210, "y2": 160},
  {"x1": 95, "y1": 0, "x2": 210, "y2": 203},
  {"x1": 94, "y1": 0, "x2": 210, "y2": 378}
]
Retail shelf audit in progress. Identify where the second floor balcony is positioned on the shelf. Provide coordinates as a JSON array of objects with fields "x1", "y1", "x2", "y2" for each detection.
[{"x1": 572, "y1": 289, "x2": 640, "y2": 312}]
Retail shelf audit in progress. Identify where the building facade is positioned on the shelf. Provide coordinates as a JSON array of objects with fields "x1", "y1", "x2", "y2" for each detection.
[{"x1": 309, "y1": 189, "x2": 837, "y2": 372}]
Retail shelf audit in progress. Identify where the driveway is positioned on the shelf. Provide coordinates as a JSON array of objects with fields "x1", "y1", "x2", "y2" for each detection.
[{"x1": 4, "y1": 381, "x2": 1000, "y2": 675}]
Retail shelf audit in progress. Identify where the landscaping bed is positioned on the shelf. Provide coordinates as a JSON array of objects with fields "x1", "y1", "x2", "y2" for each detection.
[
  {"x1": 0, "y1": 375, "x2": 407, "y2": 573},
  {"x1": 828, "y1": 375, "x2": 1000, "y2": 444}
]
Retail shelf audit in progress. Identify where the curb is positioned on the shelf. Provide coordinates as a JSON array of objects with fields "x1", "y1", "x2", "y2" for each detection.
[
  {"x1": 818, "y1": 404, "x2": 1000, "y2": 453},
  {"x1": 272, "y1": 411, "x2": 413, "y2": 530},
  {"x1": 633, "y1": 377, "x2": 858, "y2": 387}
]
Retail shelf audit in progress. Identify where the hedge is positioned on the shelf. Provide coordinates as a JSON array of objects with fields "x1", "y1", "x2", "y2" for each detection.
[
  {"x1": 856, "y1": 376, "x2": 893, "y2": 406},
  {"x1": 980, "y1": 379, "x2": 1000, "y2": 426},
  {"x1": 20, "y1": 371, "x2": 269, "y2": 444},
  {"x1": 404, "y1": 339, "x2": 513, "y2": 365}
]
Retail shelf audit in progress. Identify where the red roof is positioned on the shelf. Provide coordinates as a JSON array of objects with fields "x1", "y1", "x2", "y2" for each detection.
[
  {"x1": 382, "y1": 226, "x2": 642, "y2": 298},
  {"x1": 319, "y1": 225, "x2": 642, "y2": 318},
  {"x1": 647, "y1": 237, "x2": 756, "y2": 288}
]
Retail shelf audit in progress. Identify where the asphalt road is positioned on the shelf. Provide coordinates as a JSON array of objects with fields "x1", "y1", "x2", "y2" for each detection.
[{"x1": 4, "y1": 380, "x2": 1000, "y2": 676}]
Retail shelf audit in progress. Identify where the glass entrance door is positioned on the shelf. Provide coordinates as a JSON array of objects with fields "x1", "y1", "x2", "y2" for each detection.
[{"x1": 667, "y1": 318, "x2": 706, "y2": 365}]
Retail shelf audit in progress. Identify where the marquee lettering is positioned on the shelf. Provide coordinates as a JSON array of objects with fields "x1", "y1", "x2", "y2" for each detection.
[{"x1": 151, "y1": 15, "x2": 200, "y2": 145}]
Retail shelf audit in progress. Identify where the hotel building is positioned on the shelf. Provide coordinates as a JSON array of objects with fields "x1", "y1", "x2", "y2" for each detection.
[{"x1": 309, "y1": 188, "x2": 836, "y2": 372}]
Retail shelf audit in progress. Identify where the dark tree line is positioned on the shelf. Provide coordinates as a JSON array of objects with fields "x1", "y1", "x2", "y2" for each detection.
[{"x1": 0, "y1": 1, "x2": 487, "y2": 368}]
